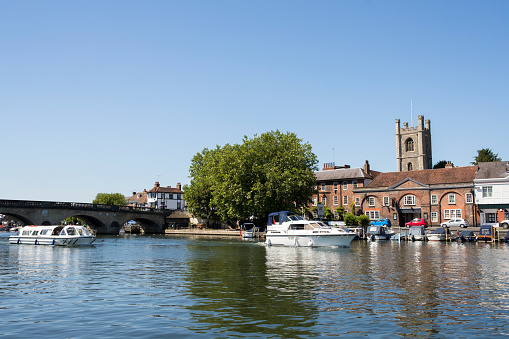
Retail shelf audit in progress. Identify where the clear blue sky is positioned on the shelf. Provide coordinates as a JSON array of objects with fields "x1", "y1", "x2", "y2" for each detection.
[{"x1": 1, "y1": 1, "x2": 508, "y2": 202}]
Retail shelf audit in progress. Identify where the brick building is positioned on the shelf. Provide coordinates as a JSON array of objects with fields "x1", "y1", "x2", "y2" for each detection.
[
  {"x1": 312, "y1": 161, "x2": 378, "y2": 218},
  {"x1": 354, "y1": 165, "x2": 477, "y2": 227}
]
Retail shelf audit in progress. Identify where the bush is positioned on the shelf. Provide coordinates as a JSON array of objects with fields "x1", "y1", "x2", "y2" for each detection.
[
  {"x1": 357, "y1": 215, "x2": 370, "y2": 229},
  {"x1": 344, "y1": 212, "x2": 358, "y2": 226}
]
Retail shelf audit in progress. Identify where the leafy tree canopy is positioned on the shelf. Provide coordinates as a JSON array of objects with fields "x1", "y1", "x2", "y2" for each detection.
[
  {"x1": 471, "y1": 148, "x2": 501, "y2": 165},
  {"x1": 93, "y1": 193, "x2": 126, "y2": 206},
  {"x1": 433, "y1": 160, "x2": 454, "y2": 169},
  {"x1": 184, "y1": 130, "x2": 318, "y2": 223}
]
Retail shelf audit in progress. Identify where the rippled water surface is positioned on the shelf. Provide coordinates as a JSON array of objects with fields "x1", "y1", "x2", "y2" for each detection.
[{"x1": 1, "y1": 233, "x2": 509, "y2": 338}]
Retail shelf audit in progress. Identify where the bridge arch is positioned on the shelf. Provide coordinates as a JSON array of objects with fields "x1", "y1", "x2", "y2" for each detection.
[{"x1": 0, "y1": 212, "x2": 36, "y2": 226}]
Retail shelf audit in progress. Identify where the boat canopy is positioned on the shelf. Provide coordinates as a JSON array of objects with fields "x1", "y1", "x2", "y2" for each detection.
[
  {"x1": 408, "y1": 226, "x2": 426, "y2": 236},
  {"x1": 479, "y1": 225, "x2": 493, "y2": 236},
  {"x1": 459, "y1": 230, "x2": 475, "y2": 237},
  {"x1": 267, "y1": 211, "x2": 303, "y2": 226},
  {"x1": 431, "y1": 227, "x2": 449, "y2": 235}
]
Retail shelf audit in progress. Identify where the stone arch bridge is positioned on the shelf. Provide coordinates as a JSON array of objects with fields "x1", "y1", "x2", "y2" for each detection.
[{"x1": 0, "y1": 199, "x2": 174, "y2": 234}]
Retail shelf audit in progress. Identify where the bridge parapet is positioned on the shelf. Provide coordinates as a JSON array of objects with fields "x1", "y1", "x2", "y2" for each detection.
[{"x1": 0, "y1": 199, "x2": 170, "y2": 214}]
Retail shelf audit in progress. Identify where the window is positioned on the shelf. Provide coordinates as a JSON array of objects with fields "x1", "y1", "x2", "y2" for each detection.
[
  {"x1": 408, "y1": 163, "x2": 413, "y2": 171},
  {"x1": 482, "y1": 186, "x2": 493, "y2": 198},
  {"x1": 333, "y1": 196, "x2": 339, "y2": 206},
  {"x1": 465, "y1": 193, "x2": 473, "y2": 204},
  {"x1": 312, "y1": 197, "x2": 317, "y2": 206},
  {"x1": 320, "y1": 183, "x2": 326, "y2": 191},
  {"x1": 343, "y1": 195, "x2": 348, "y2": 205},
  {"x1": 321, "y1": 196, "x2": 326, "y2": 204},
  {"x1": 431, "y1": 212, "x2": 438, "y2": 222},
  {"x1": 444, "y1": 209, "x2": 462, "y2": 219},
  {"x1": 365, "y1": 210, "x2": 380, "y2": 220},
  {"x1": 486, "y1": 213, "x2": 497, "y2": 223},
  {"x1": 431, "y1": 194, "x2": 438, "y2": 205},
  {"x1": 383, "y1": 196, "x2": 389, "y2": 206},
  {"x1": 406, "y1": 138, "x2": 414, "y2": 152},
  {"x1": 404, "y1": 195, "x2": 415, "y2": 206},
  {"x1": 368, "y1": 197, "x2": 375, "y2": 207},
  {"x1": 343, "y1": 181, "x2": 348, "y2": 190},
  {"x1": 448, "y1": 193, "x2": 456, "y2": 204},
  {"x1": 355, "y1": 197, "x2": 360, "y2": 206},
  {"x1": 353, "y1": 181, "x2": 358, "y2": 188},
  {"x1": 333, "y1": 182, "x2": 338, "y2": 192}
]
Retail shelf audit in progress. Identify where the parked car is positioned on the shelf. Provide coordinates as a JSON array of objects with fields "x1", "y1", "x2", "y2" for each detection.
[
  {"x1": 405, "y1": 218, "x2": 428, "y2": 228},
  {"x1": 441, "y1": 218, "x2": 469, "y2": 228},
  {"x1": 369, "y1": 218, "x2": 392, "y2": 227},
  {"x1": 497, "y1": 220, "x2": 509, "y2": 229}
]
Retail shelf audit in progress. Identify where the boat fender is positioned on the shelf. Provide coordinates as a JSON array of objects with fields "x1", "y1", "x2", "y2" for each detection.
[
  {"x1": 266, "y1": 239, "x2": 271, "y2": 246},
  {"x1": 308, "y1": 239, "x2": 314, "y2": 247},
  {"x1": 370, "y1": 235, "x2": 375, "y2": 241},
  {"x1": 412, "y1": 235, "x2": 415, "y2": 242}
]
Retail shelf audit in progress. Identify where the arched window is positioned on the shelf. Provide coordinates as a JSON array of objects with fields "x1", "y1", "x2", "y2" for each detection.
[
  {"x1": 408, "y1": 163, "x2": 413, "y2": 171},
  {"x1": 406, "y1": 138, "x2": 414, "y2": 152}
]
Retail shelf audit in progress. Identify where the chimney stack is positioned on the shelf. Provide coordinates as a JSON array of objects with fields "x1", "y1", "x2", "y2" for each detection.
[
  {"x1": 155, "y1": 182, "x2": 160, "y2": 188},
  {"x1": 177, "y1": 182, "x2": 182, "y2": 190},
  {"x1": 364, "y1": 160, "x2": 370, "y2": 174},
  {"x1": 445, "y1": 161, "x2": 453, "y2": 168}
]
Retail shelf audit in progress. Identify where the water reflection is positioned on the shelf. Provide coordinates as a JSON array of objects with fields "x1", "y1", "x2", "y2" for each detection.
[{"x1": 1, "y1": 234, "x2": 509, "y2": 338}]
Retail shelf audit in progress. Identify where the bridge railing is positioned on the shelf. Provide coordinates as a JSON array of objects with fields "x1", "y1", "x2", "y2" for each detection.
[{"x1": 0, "y1": 199, "x2": 170, "y2": 214}]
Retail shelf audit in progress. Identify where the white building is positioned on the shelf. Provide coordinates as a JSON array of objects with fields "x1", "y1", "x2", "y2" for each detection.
[
  {"x1": 474, "y1": 161, "x2": 509, "y2": 225},
  {"x1": 126, "y1": 182, "x2": 185, "y2": 210},
  {"x1": 147, "y1": 182, "x2": 184, "y2": 210}
]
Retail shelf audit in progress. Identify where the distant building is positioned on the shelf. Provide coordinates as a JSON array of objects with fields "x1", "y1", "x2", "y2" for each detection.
[
  {"x1": 126, "y1": 182, "x2": 185, "y2": 210},
  {"x1": 354, "y1": 166, "x2": 476, "y2": 227},
  {"x1": 396, "y1": 115, "x2": 432, "y2": 172},
  {"x1": 474, "y1": 161, "x2": 509, "y2": 225},
  {"x1": 126, "y1": 189, "x2": 148, "y2": 208},
  {"x1": 312, "y1": 161, "x2": 379, "y2": 218}
]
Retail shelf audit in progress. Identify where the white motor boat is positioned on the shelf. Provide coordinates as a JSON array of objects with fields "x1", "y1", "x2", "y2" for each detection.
[
  {"x1": 265, "y1": 211, "x2": 356, "y2": 247},
  {"x1": 240, "y1": 223, "x2": 260, "y2": 238},
  {"x1": 9, "y1": 225, "x2": 96, "y2": 246},
  {"x1": 426, "y1": 227, "x2": 452, "y2": 241}
]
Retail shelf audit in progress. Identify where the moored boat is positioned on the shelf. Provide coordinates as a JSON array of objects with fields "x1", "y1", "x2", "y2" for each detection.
[
  {"x1": 478, "y1": 225, "x2": 495, "y2": 242},
  {"x1": 265, "y1": 211, "x2": 356, "y2": 247},
  {"x1": 9, "y1": 225, "x2": 96, "y2": 246},
  {"x1": 240, "y1": 223, "x2": 261, "y2": 238},
  {"x1": 366, "y1": 225, "x2": 391, "y2": 241},
  {"x1": 426, "y1": 227, "x2": 452, "y2": 241},
  {"x1": 408, "y1": 225, "x2": 427, "y2": 241}
]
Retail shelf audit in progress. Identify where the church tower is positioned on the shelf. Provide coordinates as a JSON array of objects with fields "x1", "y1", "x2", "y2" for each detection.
[{"x1": 395, "y1": 115, "x2": 432, "y2": 172}]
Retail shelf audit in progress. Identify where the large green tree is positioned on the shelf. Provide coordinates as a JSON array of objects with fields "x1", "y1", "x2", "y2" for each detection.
[
  {"x1": 93, "y1": 193, "x2": 127, "y2": 206},
  {"x1": 471, "y1": 148, "x2": 501, "y2": 165},
  {"x1": 184, "y1": 131, "x2": 318, "y2": 223}
]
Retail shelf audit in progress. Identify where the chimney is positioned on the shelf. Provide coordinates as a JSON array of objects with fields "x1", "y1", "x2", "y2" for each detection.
[
  {"x1": 143, "y1": 189, "x2": 147, "y2": 192},
  {"x1": 177, "y1": 182, "x2": 182, "y2": 190},
  {"x1": 155, "y1": 182, "x2": 160, "y2": 188},
  {"x1": 323, "y1": 162, "x2": 335, "y2": 171},
  {"x1": 133, "y1": 192, "x2": 136, "y2": 196},
  {"x1": 445, "y1": 161, "x2": 453, "y2": 168},
  {"x1": 364, "y1": 160, "x2": 370, "y2": 174},
  {"x1": 167, "y1": 186, "x2": 171, "y2": 188}
]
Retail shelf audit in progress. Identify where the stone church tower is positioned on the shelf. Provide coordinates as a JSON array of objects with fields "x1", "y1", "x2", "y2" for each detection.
[{"x1": 395, "y1": 115, "x2": 432, "y2": 172}]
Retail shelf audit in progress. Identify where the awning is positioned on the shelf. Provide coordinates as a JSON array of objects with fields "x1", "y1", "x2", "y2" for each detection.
[{"x1": 478, "y1": 204, "x2": 509, "y2": 210}]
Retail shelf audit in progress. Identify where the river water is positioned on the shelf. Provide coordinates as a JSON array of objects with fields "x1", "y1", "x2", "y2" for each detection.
[{"x1": 1, "y1": 233, "x2": 509, "y2": 338}]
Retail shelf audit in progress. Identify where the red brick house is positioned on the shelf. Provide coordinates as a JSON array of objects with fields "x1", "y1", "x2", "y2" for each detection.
[
  {"x1": 312, "y1": 161, "x2": 379, "y2": 218},
  {"x1": 353, "y1": 165, "x2": 477, "y2": 227}
]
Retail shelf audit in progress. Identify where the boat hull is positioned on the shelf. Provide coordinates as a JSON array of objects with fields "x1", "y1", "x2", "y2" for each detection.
[
  {"x1": 9, "y1": 236, "x2": 96, "y2": 246},
  {"x1": 266, "y1": 233, "x2": 355, "y2": 247},
  {"x1": 427, "y1": 235, "x2": 447, "y2": 241}
]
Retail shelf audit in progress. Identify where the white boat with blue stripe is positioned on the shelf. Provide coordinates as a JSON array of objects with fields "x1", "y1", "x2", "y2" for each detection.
[
  {"x1": 265, "y1": 211, "x2": 356, "y2": 247},
  {"x1": 9, "y1": 225, "x2": 96, "y2": 246}
]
